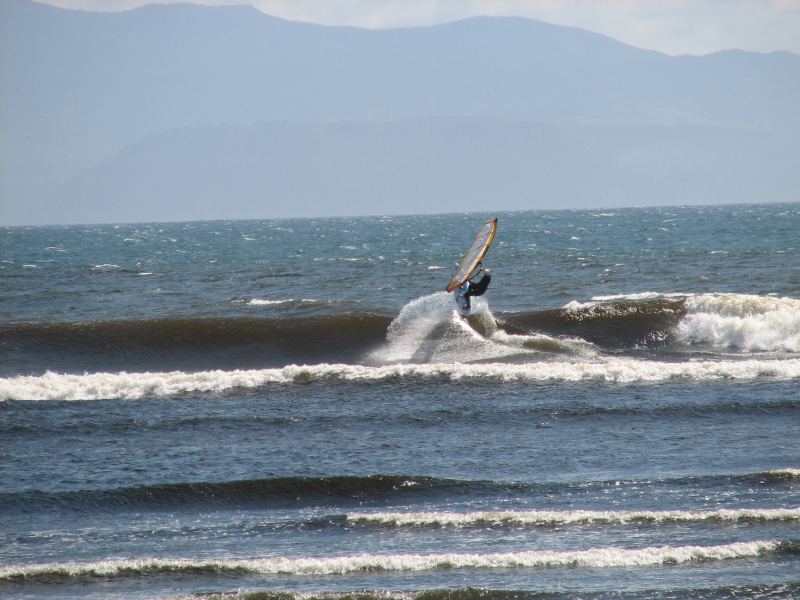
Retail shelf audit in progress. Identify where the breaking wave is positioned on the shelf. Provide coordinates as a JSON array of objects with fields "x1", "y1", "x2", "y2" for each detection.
[
  {"x1": 2, "y1": 540, "x2": 792, "y2": 582},
  {"x1": 504, "y1": 296, "x2": 687, "y2": 348},
  {"x1": 371, "y1": 292, "x2": 597, "y2": 364},
  {"x1": 676, "y1": 293, "x2": 800, "y2": 352},
  {"x1": 3, "y1": 292, "x2": 798, "y2": 379},
  {"x1": 552, "y1": 292, "x2": 800, "y2": 353},
  {"x1": 3, "y1": 357, "x2": 800, "y2": 401},
  {"x1": 346, "y1": 507, "x2": 800, "y2": 528}
]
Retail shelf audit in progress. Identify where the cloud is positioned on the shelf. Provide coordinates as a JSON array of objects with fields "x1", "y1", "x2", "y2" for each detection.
[{"x1": 35, "y1": 0, "x2": 800, "y2": 55}]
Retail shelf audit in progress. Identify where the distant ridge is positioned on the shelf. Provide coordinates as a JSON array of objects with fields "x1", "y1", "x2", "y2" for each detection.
[
  {"x1": 52, "y1": 118, "x2": 799, "y2": 223},
  {"x1": 1, "y1": 0, "x2": 798, "y2": 224}
]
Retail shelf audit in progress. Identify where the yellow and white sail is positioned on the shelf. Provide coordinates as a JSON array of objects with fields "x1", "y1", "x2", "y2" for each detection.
[{"x1": 446, "y1": 218, "x2": 498, "y2": 292}]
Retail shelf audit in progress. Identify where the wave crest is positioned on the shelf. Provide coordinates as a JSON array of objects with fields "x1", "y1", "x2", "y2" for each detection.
[
  {"x1": 555, "y1": 292, "x2": 800, "y2": 353},
  {"x1": 346, "y1": 507, "x2": 800, "y2": 528},
  {"x1": 4, "y1": 357, "x2": 800, "y2": 401},
  {"x1": 676, "y1": 293, "x2": 800, "y2": 352},
  {"x1": 1, "y1": 541, "x2": 789, "y2": 582}
]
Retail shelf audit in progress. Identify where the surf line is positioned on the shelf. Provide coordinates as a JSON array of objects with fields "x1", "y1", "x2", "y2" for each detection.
[
  {"x1": 1, "y1": 540, "x2": 789, "y2": 581},
  {"x1": 346, "y1": 506, "x2": 800, "y2": 527},
  {"x1": 4, "y1": 358, "x2": 800, "y2": 401}
]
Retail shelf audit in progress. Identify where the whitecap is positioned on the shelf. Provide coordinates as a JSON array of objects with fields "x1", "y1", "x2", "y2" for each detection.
[
  {"x1": 0, "y1": 540, "x2": 783, "y2": 579},
  {"x1": 90, "y1": 263, "x2": 121, "y2": 272},
  {"x1": 3, "y1": 357, "x2": 800, "y2": 401},
  {"x1": 489, "y1": 329, "x2": 596, "y2": 356},
  {"x1": 245, "y1": 298, "x2": 321, "y2": 307},
  {"x1": 247, "y1": 298, "x2": 295, "y2": 306},
  {"x1": 347, "y1": 507, "x2": 800, "y2": 528},
  {"x1": 676, "y1": 293, "x2": 800, "y2": 353}
]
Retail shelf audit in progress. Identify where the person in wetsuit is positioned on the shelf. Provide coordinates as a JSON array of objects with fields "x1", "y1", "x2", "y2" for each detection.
[{"x1": 462, "y1": 264, "x2": 491, "y2": 310}]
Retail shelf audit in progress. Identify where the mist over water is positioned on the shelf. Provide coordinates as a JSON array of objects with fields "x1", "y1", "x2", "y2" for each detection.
[{"x1": 1, "y1": 204, "x2": 799, "y2": 599}]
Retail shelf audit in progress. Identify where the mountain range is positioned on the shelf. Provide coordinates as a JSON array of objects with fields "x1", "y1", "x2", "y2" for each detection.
[{"x1": 1, "y1": 0, "x2": 798, "y2": 224}]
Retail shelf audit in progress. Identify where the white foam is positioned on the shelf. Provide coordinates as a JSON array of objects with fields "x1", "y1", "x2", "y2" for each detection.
[
  {"x1": 247, "y1": 298, "x2": 294, "y2": 306},
  {"x1": 347, "y1": 507, "x2": 800, "y2": 527},
  {"x1": 590, "y1": 292, "x2": 689, "y2": 302},
  {"x1": 246, "y1": 298, "x2": 320, "y2": 306},
  {"x1": 89, "y1": 263, "x2": 122, "y2": 272},
  {"x1": 3, "y1": 358, "x2": 800, "y2": 401},
  {"x1": 489, "y1": 329, "x2": 597, "y2": 356},
  {"x1": 764, "y1": 468, "x2": 800, "y2": 478},
  {"x1": 563, "y1": 292, "x2": 688, "y2": 313},
  {"x1": 677, "y1": 293, "x2": 800, "y2": 353},
  {"x1": 562, "y1": 292, "x2": 800, "y2": 353},
  {"x1": 0, "y1": 540, "x2": 781, "y2": 579}
]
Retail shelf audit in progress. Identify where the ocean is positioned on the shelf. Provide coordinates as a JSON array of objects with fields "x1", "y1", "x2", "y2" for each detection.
[{"x1": 1, "y1": 203, "x2": 799, "y2": 600}]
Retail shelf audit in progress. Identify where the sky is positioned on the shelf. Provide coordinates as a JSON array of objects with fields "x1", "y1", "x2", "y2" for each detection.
[{"x1": 36, "y1": 0, "x2": 800, "y2": 56}]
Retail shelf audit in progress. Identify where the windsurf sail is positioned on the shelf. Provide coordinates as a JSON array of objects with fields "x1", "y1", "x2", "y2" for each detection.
[{"x1": 446, "y1": 218, "x2": 498, "y2": 292}]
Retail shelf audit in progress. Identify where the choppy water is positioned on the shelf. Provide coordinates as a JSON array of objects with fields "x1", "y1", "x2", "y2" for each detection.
[{"x1": 1, "y1": 204, "x2": 799, "y2": 599}]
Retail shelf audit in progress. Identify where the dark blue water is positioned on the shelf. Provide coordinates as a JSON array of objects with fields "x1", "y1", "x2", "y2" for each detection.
[{"x1": 1, "y1": 204, "x2": 799, "y2": 599}]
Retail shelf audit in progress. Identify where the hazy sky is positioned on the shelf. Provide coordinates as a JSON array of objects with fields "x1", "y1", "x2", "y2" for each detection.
[{"x1": 36, "y1": 0, "x2": 800, "y2": 56}]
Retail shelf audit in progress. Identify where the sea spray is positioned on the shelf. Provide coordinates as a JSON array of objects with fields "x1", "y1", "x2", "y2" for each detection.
[
  {"x1": 377, "y1": 292, "x2": 456, "y2": 363},
  {"x1": 370, "y1": 292, "x2": 521, "y2": 364}
]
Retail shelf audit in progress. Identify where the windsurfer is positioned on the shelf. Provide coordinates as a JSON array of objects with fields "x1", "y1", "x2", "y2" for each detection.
[
  {"x1": 461, "y1": 263, "x2": 491, "y2": 310},
  {"x1": 446, "y1": 217, "x2": 497, "y2": 315}
]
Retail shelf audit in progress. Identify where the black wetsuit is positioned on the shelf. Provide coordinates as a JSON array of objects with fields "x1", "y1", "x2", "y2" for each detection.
[{"x1": 463, "y1": 272, "x2": 491, "y2": 309}]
